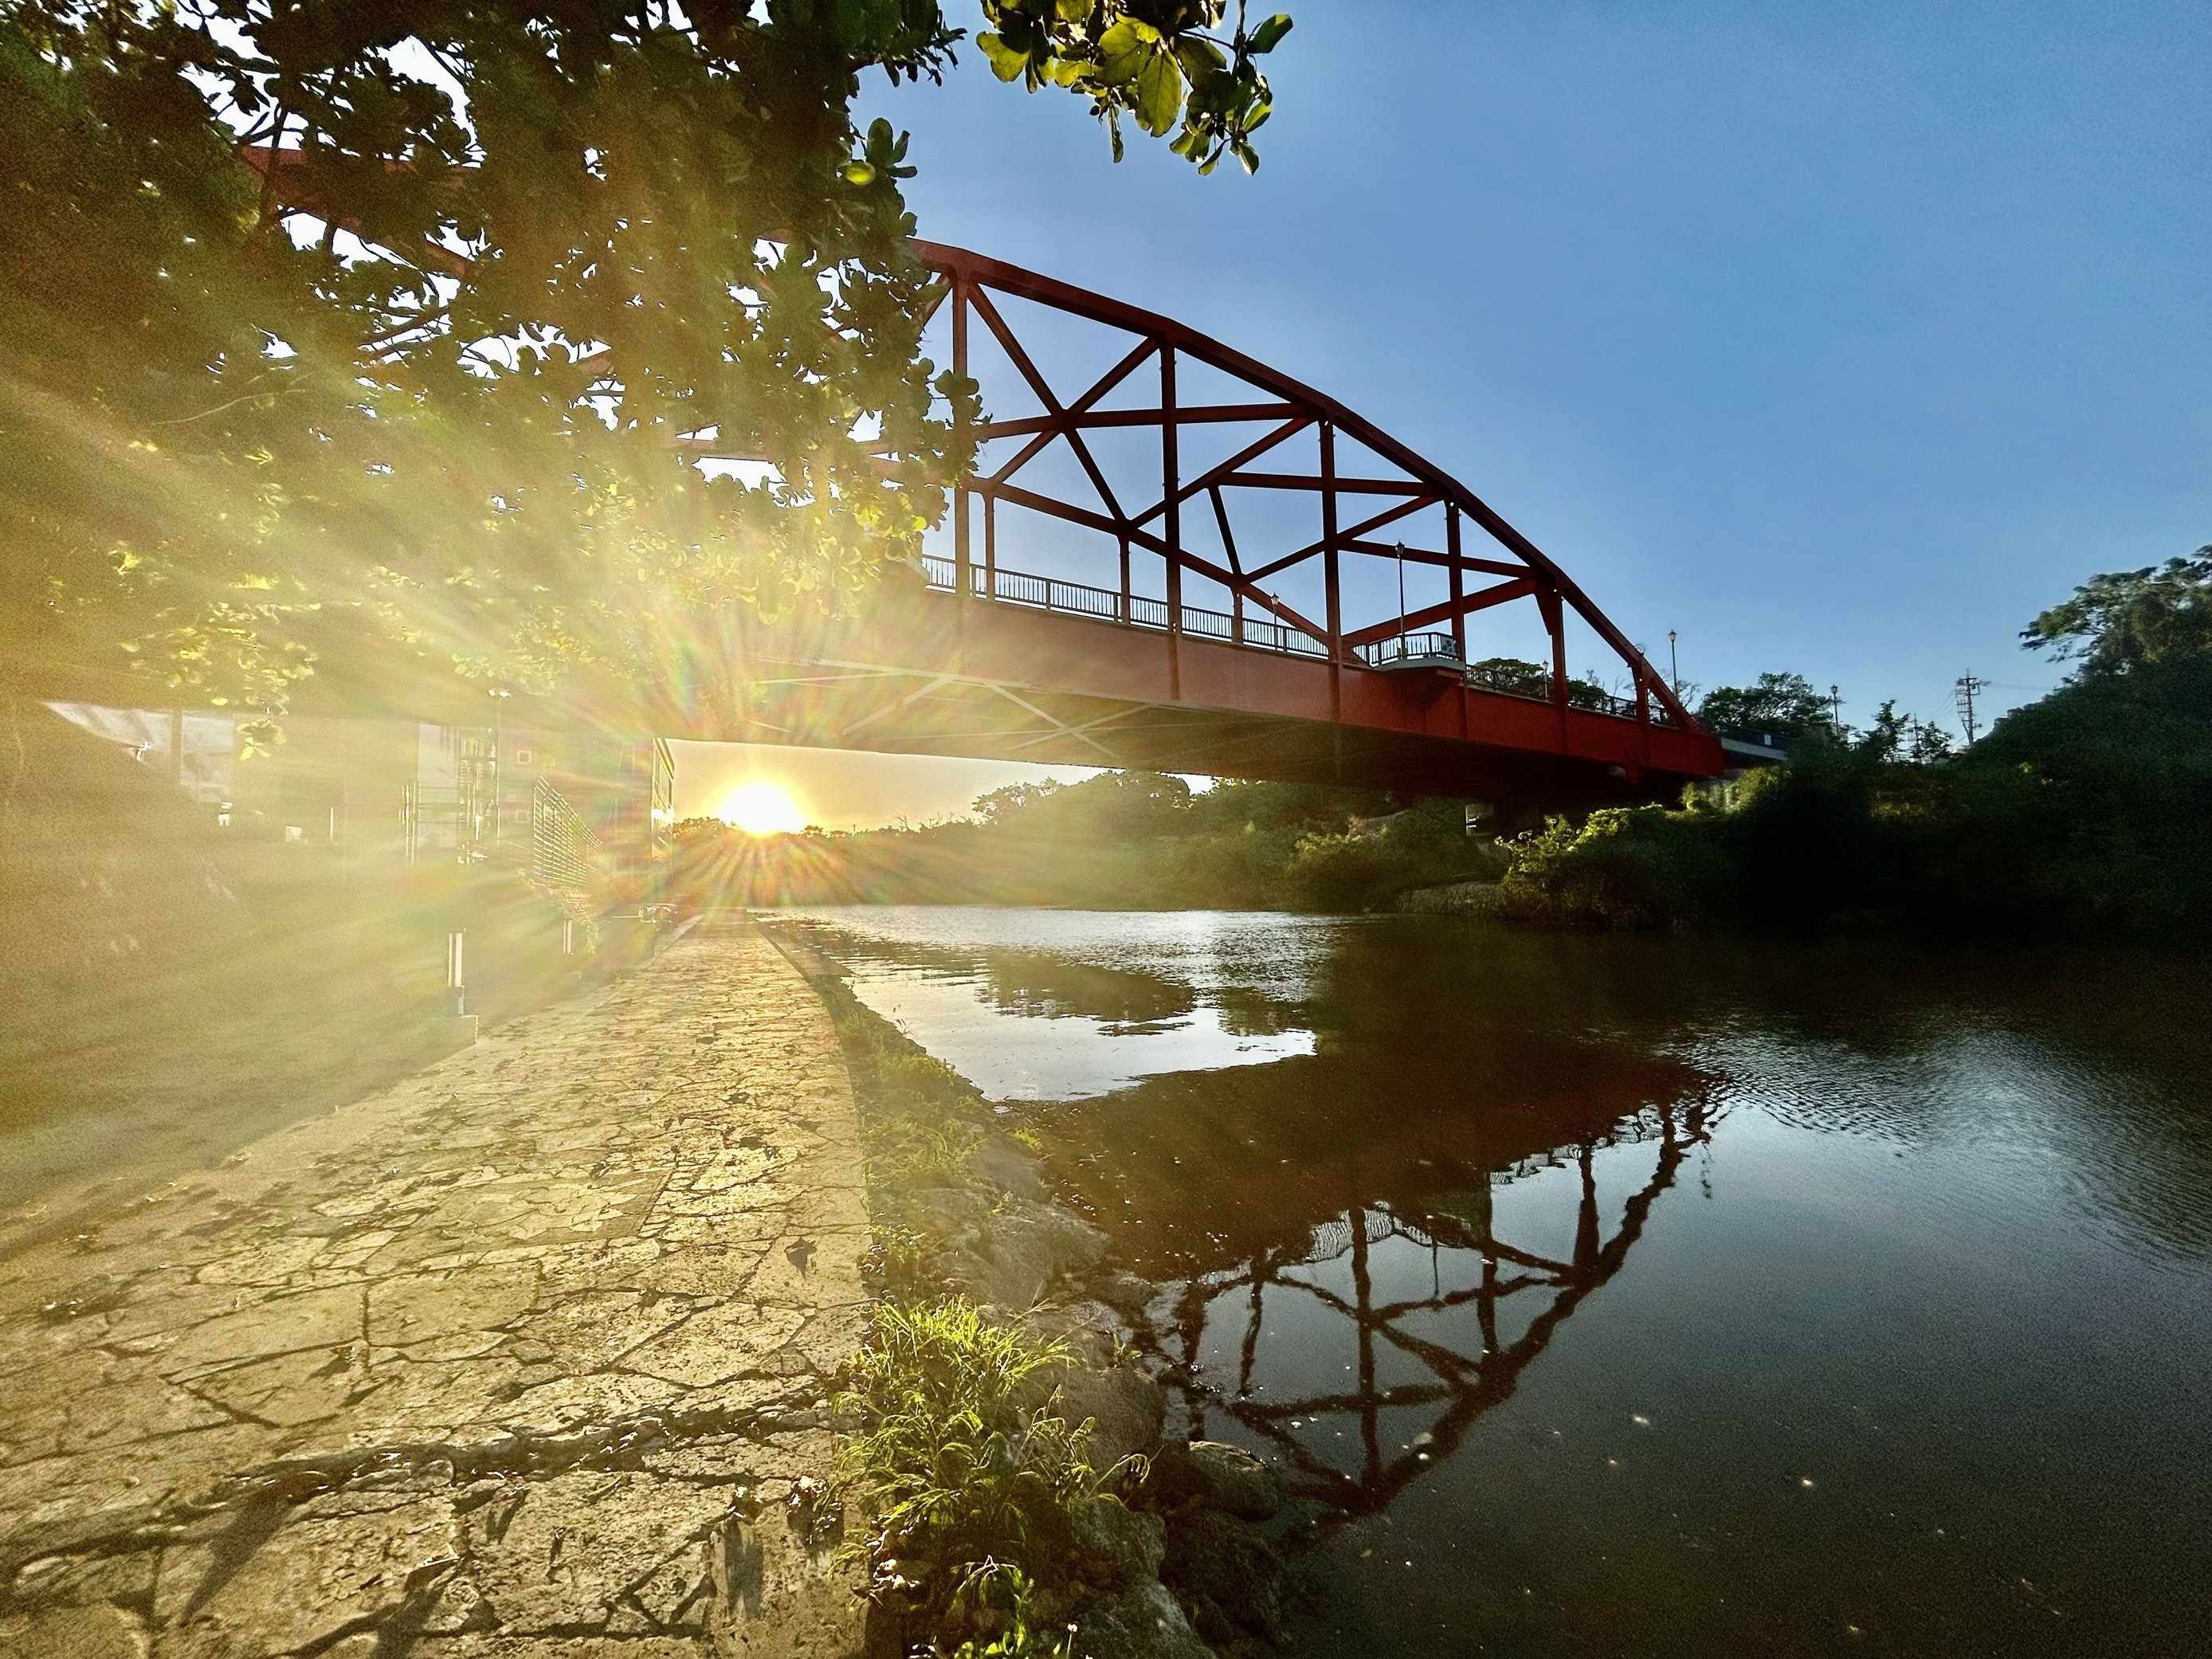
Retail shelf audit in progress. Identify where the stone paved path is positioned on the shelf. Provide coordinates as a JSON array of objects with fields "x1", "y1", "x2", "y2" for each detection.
[{"x1": 0, "y1": 921, "x2": 870, "y2": 1657}]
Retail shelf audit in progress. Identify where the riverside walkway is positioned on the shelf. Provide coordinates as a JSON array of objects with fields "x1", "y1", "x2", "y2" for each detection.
[{"x1": 0, "y1": 921, "x2": 869, "y2": 1657}]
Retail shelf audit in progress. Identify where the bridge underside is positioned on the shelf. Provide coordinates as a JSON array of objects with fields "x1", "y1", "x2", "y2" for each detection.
[{"x1": 677, "y1": 582, "x2": 1724, "y2": 809}]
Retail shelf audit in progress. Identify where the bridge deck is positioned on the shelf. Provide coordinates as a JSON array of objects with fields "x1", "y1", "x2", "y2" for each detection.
[{"x1": 695, "y1": 566, "x2": 1725, "y2": 806}]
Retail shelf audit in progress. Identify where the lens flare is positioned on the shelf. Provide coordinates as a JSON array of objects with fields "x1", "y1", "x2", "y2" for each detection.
[{"x1": 718, "y1": 780, "x2": 807, "y2": 837}]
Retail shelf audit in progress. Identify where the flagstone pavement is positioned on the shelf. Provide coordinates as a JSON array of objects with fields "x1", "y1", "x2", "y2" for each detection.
[{"x1": 0, "y1": 920, "x2": 871, "y2": 1657}]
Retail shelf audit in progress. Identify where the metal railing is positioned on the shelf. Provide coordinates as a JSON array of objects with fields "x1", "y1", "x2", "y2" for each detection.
[
  {"x1": 920, "y1": 555, "x2": 1690, "y2": 731},
  {"x1": 1355, "y1": 631, "x2": 1463, "y2": 668},
  {"x1": 921, "y1": 555, "x2": 1330, "y2": 657},
  {"x1": 529, "y1": 778, "x2": 602, "y2": 890}
]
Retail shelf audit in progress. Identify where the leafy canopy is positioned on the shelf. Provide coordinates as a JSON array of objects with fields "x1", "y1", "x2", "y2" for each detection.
[
  {"x1": 1695, "y1": 671, "x2": 1834, "y2": 745},
  {"x1": 2019, "y1": 547, "x2": 2212, "y2": 675},
  {"x1": 0, "y1": 1, "x2": 1292, "y2": 725}
]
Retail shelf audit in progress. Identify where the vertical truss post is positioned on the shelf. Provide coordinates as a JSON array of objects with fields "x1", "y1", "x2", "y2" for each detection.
[
  {"x1": 983, "y1": 493, "x2": 996, "y2": 595},
  {"x1": 1162, "y1": 343, "x2": 1182, "y2": 700},
  {"x1": 1321, "y1": 422, "x2": 1343, "y2": 727},
  {"x1": 1538, "y1": 589, "x2": 1569, "y2": 745},
  {"x1": 1118, "y1": 535, "x2": 1131, "y2": 623},
  {"x1": 1447, "y1": 502, "x2": 1469, "y2": 739},
  {"x1": 951, "y1": 279, "x2": 971, "y2": 659}
]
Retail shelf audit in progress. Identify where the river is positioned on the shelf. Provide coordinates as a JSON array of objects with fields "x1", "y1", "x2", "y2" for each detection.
[{"x1": 774, "y1": 905, "x2": 2210, "y2": 1658}]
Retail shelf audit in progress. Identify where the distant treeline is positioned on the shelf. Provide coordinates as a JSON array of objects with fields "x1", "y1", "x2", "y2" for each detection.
[{"x1": 665, "y1": 773, "x2": 1488, "y2": 915}]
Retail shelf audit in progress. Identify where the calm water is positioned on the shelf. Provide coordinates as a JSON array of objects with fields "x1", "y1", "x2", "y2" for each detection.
[{"x1": 777, "y1": 907, "x2": 2212, "y2": 1658}]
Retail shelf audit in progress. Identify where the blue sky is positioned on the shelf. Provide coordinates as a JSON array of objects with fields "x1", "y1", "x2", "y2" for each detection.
[{"x1": 675, "y1": 0, "x2": 2209, "y2": 824}]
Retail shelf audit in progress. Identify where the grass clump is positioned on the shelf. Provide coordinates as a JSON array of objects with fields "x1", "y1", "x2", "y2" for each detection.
[{"x1": 833, "y1": 1298, "x2": 1140, "y2": 1652}]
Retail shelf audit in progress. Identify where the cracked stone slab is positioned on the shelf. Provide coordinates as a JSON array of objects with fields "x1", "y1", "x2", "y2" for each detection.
[{"x1": 0, "y1": 927, "x2": 868, "y2": 1658}]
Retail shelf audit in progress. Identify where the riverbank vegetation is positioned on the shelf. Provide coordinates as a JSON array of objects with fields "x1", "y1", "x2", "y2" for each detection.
[
  {"x1": 1489, "y1": 551, "x2": 2212, "y2": 943},
  {"x1": 775, "y1": 931, "x2": 1194, "y2": 1658}
]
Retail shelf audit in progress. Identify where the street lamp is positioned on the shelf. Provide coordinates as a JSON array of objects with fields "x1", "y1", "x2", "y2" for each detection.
[
  {"x1": 1667, "y1": 629, "x2": 1679, "y2": 697},
  {"x1": 488, "y1": 688, "x2": 512, "y2": 845}
]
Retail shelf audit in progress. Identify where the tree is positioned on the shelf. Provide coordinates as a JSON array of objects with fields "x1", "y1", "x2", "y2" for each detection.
[
  {"x1": 1696, "y1": 672, "x2": 1834, "y2": 746},
  {"x1": 2, "y1": 2, "x2": 1294, "y2": 725},
  {"x1": 2020, "y1": 546, "x2": 2212, "y2": 675}
]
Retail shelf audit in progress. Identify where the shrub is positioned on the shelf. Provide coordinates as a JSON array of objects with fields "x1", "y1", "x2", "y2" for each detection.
[
  {"x1": 1283, "y1": 829, "x2": 1404, "y2": 911},
  {"x1": 1496, "y1": 806, "x2": 1729, "y2": 930},
  {"x1": 833, "y1": 1300, "x2": 1136, "y2": 1649}
]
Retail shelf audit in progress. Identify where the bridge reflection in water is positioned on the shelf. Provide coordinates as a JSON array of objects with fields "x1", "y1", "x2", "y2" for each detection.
[
  {"x1": 1140, "y1": 1096, "x2": 1717, "y2": 1534},
  {"x1": 997, "y1": 930, "x2": 1724, "y2": 1533}
]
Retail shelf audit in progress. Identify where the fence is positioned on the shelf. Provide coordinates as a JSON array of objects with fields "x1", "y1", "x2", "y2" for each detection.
[{"x1": 528, "y1": 778, "x2": 602, "y2": 891}]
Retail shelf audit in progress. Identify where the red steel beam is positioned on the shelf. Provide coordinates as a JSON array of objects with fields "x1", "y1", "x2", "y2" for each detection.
[
  {"x1": 1341, "y1": 577, "x2": 1537, "y2": 649},
  {"x1": 914, "y1": 239, "x2": 1704, "y2": 730}
]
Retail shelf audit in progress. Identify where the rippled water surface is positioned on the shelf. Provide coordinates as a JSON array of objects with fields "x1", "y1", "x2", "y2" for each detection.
[{"x1": 777, "y1": 907, "x2": 2212, "y2": 1657}]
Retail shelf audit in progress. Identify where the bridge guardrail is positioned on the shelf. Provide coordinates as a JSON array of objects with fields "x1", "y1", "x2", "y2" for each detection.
[
  {"x1": 920, "y1": 555, "x2": 1690, "y2": 732},
  {"x1": 921, "y1": 555, "x2": 1329, "y2": 657}
]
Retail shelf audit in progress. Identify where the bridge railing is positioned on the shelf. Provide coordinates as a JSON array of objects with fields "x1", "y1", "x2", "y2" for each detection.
[
  {"x1": 921, "y1": 555, "x2": 1331, "y2": 658},
  {"x1": 920, "y1": 555, "x2": 1695, "y2": 732}
]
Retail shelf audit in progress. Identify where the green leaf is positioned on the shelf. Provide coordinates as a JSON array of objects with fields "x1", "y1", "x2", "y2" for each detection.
[
  {"x1": 1097, "y1": 17, "x2": 1159, "y2": 84},
  {"x1": 1054, "y1": 0, "x2": 1088, "y2": 18},
  {"x1": 841, "y1": 160, "x2": 876, "y2": 184},
  {"x1": 1134, "y1": 52, "x2": 1183, "y2": 137},
  {"x1": 1174, "y1": 37, "x2": 1227, "y2": 79},
  {"x1": 1249, "y1": 13, "x2": 1293, "y2": 53},
  {"x1": 977, "y1": 32, "x2": 1030, "y2": 82}
]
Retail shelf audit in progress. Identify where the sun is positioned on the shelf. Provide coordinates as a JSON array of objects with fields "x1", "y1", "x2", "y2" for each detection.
[{"x1": 718, "y1": 779, "x2": 809, "y2": 837}]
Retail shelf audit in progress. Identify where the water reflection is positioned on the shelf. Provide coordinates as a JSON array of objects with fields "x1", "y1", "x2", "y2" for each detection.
[
  {"x1": 1151, "y1": 1099, "x2": 1719, "y2": 1533},
  {"x1": 770, "y1": 906, "x2": 2212, "y2": 1656},
  {"x1": 781, "y1": 910, "x2": 1319, "y2": 1098}
]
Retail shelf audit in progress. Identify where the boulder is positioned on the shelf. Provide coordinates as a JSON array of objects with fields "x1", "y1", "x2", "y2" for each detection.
[
  {"x1": 967, "y1": 1137, "x2": 1049, "y2": 1202},
  {"x1": 1064, "y1": 1580, "x2": 1215, "y2": 1659},
  {"x1": 1059, "y1": 1495, "x2": 1165, "y2": 1590},
  {"x1": 1163, "y1": 1510, "x2": 1284, "y2": 1645},
  {"x1": 935, "y1": 1201, "x2": 1108, "y2": 1313},
  {"x1": 1051, "y1": 1365, "x2": 1165, "y2": 1473},
  {"x1": 1143, "y1": 1441, "x2": 1285, "y2": 1523}
]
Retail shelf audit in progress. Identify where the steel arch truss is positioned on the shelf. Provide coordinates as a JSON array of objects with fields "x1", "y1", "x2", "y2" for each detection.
[{"x1": 892, "y1": 243, "x2": 1700, "y2": 733}]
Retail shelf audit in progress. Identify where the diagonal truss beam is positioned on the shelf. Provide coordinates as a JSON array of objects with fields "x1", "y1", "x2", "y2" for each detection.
[
  {"x1": 1341, "y1": 577, "x2": 1537, "y2": 649},
  {"x1": 967, "y1": 285, "x2": 1128, "y2": 522},
  {"x1": 984, "y1": 336, "x2": 1159, "y2": 487},
  {"x1": 1129, "y1": 416, "x2": 1312, "y2": 530}
]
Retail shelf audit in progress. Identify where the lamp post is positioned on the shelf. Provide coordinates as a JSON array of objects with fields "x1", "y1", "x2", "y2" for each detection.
[
  {"x1": 1668, "y1": 629, "x2": 1679, "y2": 697},
  {"x1": 488, "y1": 688, "x2": 512, "y2": 846}
]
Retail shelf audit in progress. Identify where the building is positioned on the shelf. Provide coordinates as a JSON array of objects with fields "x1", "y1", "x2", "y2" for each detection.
[{"x1": 42, "y1": 704, "x2": 675, "y2": 881}]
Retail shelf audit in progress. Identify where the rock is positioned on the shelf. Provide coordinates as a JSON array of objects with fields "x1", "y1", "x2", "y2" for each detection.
[
  {"x1": 896, "y1": 1186, "x2": 991, "y2": 1245},
  {"x1": 967, "y1": 1138, "x2": 1049, "y2": 1202},
  {"x1": 1024, "y1": 1300, "x2": 1124, "y2": 1370},
  {"x1": 1096, "y1": 1271, "x2": 1158, "y2": 1318},
  {"x1": 1064, "y1": 1580, "x2": 1214, "y2": 1659},
  {"x1": 1060, "y1": 1495, "x2": 1164, "y2": 1589},
  {"x1": 935, "y1": 1201, "x2": 1108, "y2": 1313},
  {"x1": 1162, "y1": 1511, "x2": 1284, "y2": 1645},
  {"x1": 1049, "y1": 1367, "x2": 1165, "y2": 1473},
  {"x1": 1143, "y1": 1441, "x2": 1285, "y2": 1523}
]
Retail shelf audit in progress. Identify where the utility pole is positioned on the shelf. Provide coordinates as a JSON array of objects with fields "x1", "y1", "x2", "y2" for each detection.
[
  {"x1": 1954, "y1": 673, "x2": 1986, "y2": 745},
  {"x1": 1668, "y1": 629, "x2": 1679, "y2": 696}
]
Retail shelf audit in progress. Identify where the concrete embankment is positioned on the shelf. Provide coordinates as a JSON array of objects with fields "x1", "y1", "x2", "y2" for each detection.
[{"x1": 0, "y1": 920, "x2": 869, "y2": 1657}]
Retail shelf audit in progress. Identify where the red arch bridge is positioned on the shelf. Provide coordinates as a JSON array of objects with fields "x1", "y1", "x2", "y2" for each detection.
[
  {"x1": 692, "y1": 244, "x2": 1724, "y2": 806},
  {"x1": 237, "y1": 146, "x2": 1724, "y2": 806}
]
